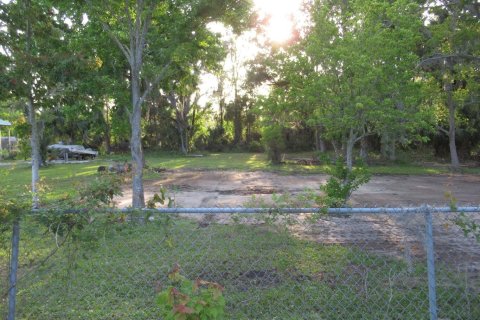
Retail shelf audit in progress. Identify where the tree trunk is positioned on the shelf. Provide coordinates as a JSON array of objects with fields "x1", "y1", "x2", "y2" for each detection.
[
  {"x1": 28, "y1": 97, "x2": 40, "y2": 209},
  {"x1": 104, "y1": 104, "x2": 111, "y2": 154},
  {"x1": 359, "y1": 136, "x2": 368, "y2": 161},
  {"x1": 130, "y1": 70, "x2": 145, "y2": 208},
  {"x1": 179, "y1": 128, "x2": 187, "y2": 155},
  {"x1": 219, "y1": 98, "x2": 225, "y2": 129},
  {"x1": 246, "y1": 118, "x2": 252, "y2": 145},
  {"x1": 381, "y1": 133, "x2": 397, "y2": 161},
  {"x1": 315, "y1": 126, "x2": 326, "y2": 152},
  {"x1": 102, "y1": 0, "x2": 159, "y2": 208},
  {"x1": 233, "y1": 99, "x2": 242, "y2": 145},
  {"x1": 446, "y1": 89, "x2": 460, "y2": 169},
  {"x1": 25, "y1": 0, "x2": 39, "y2": 209},
  {"x1": 345, "y1": 133, "x2": 356, "y2": 172},
  {"x1": 389, "y1": 141, "x2": 396, "y2": 161},
  {"x1": 105, "y1": 129, "x2": 111, "y2": 154},
  {"x1": 332, "y1": 140, "x2": 341, "y2": 160}
]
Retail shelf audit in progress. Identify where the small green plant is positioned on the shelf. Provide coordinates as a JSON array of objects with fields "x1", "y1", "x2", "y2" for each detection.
[
  {"x1": 454, "y1": 213, "x2": 480, "y2": 242},
  {"x1": 444, "y1": 191, "x2": 458, "y2": 211},
  {"x1": 157, "y1": 265, "x2": 225, "y2": 320},
  {"x1": 318, "y1": 158, "x2": 370, "y2": 208},
  {"x1": 146, "y1": 186, "x2": 175, "y2": 209}
]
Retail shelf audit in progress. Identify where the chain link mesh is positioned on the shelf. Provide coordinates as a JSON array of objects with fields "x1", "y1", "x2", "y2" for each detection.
[{"x1": 0, "y1": 209, "x2": 479, "y2": 319}]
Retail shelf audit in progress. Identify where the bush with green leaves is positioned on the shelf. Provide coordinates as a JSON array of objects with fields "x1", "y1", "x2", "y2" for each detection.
[
  {"x1": 262, "y1": 125, "x2": 285, "y2": 164},
  {"x1": 318, "y1": 158, "x2": 370, "y2": 208},
  {"x1": 157, "y1": 265, "x2": 225, "y2": 320},
  {"x1": 36, "y1": 173, "x2": 124, "y2": 243},
  {"x1": 454, "y1": 213, "x2": 480, "y2": 242},
  {"x1": 247, "y1": 140, "x2": 264, "y2": 153}
]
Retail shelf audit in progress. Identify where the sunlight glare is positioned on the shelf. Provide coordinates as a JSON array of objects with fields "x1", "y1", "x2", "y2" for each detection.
[{"x1": 254, "y1": 0, "x2": 303, "y2": 43}]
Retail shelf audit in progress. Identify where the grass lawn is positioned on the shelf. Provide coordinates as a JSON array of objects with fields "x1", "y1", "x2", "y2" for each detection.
[
  {"x1": 1, "y1": 215, "x2": 477, "y2": 319},
  {"x1": 1, "y1": 151, "x2": 479, "y2": 200},
  {"x1": 1, "y1": 151, "x2": 478, "y2": 318}
]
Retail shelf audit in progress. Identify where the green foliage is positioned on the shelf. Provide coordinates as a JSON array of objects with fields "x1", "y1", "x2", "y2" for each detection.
[
  {"x1": 454, "y1": 213, "x2": 480, "y2": 242},
  {"x1": 157, "y1": 265, "x2": 225, "y2": 320},
  {"x1": 206, "y1": 126, "x2": 232, "y2": 152},
  {"x1": 146, "y1": 186, "x2": 175, "y2": 209},
  {"x1": 318, "y1": 158, "x2": 371, "y2": 208},
  {"x1": 78, "y1": 174, "x2": 123, "y2": 208},
  {"x1": 36, "y1": 174, "x2": 123, "y2": 239},
  {"x1": 247, "y1": 140, "x2": 264, "y2": 153},
  {"x1": 262, "y1": 125, "x2": 285, "y2": 164},
  {"x1": 0, "y1": 179, "x2": 29, "y2": 234}
]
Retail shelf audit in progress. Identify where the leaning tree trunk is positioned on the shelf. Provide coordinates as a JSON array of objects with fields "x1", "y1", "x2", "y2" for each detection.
[
  {"x1": 446, "y1": 89, "x2": 460, "y2": 169},
  {"x1": 332, "y1": 140, "x2": 342, "y2": 161}
]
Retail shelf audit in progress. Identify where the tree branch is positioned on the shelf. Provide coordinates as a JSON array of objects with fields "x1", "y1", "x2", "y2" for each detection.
[
  {"x1": 102, "y1": 22, "x2": 132, "y2": 65},
  {"x1": 124, "y1": 0, "x2": 135, "y2": 54},
  {"x1": 85, "y1": 0, "x2": 132, "y2": 64},
  {"x1": 139, "y1": 1, "x2": 155, "y2": 54},
  {"x1": 138, "y1": 62, "x2": 171, "y2": 107},
  {"x1": 417, "y1": 54, "x2": 480, "y2": 69},
  {"x1": 437, "y1": 125, "x2": 449, "y2": 135}
]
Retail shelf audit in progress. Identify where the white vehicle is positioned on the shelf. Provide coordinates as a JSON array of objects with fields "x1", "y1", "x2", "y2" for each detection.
[{"x1": 47, "y1": 144, "x2": 98, "y2": 160}]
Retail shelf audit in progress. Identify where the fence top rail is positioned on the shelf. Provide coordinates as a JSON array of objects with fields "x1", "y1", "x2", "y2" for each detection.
[
  {"x1": 123, "y1": 206, "x2": 480, "y2": 215},
  {"x1": 29, "y1": 206, "x2": 480, "y2": 215}
]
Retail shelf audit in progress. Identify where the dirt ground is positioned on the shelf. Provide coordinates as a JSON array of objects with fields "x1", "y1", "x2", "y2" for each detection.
[
  {"x1": 115, "y1": 170, "x2": 480, "y2": 275},
  {"x1": 116, "y1": 169, "x2": 480, "y2": 208}
]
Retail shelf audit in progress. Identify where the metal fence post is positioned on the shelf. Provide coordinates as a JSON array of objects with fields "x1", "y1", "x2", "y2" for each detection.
[
  {"x1": 424, "y1": 206, "x2": 438, "y2": 320},
  {"x1": 7, "y1": 218, "x2": 20, "y2": 320}
]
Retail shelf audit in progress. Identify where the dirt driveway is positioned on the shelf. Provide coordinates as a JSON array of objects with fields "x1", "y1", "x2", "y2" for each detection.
[{"x1": 116, "y1": 169, "x2": 480, "y2": 208}]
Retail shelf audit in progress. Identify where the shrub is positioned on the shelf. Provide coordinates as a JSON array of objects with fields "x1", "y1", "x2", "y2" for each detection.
[
  {"x1": 247, "y1": 140, "x2": 264, "y2": 153},
  {"x1": 318, "y1": 158, "x2": 370, "y2": 208},
  {"x1": 157, "y1": 265, "x2": 225, "y2": 320},
  {"x1": 262, "y1": 125, "x2": 285, "y2": 164}
]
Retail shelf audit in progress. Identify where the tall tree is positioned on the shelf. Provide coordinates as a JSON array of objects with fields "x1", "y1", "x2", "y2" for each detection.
[
  {"x1": 0, "y1": 0, "x2": 76, "y2": 207},
  {"x1": 304, "y1": 0, "x2": 428, "y2": 169},
  {"x1": 420, "y1": 0, "x2": 480, "y2": 169},
  {"x1": 87, "y1": 0, "x2": 251, "y2": 208},
  {"x1": 255, "y1": 0, "x2": 431, "y2": 170}
]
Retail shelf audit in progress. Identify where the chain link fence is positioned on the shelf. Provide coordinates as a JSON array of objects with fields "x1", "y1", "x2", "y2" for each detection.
[{"x1": 1, "y1": 207, "x2": 479, "y2": 319}]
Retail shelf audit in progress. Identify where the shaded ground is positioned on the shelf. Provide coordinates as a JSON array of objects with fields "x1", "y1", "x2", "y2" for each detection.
[{"x1": 116, "y1": 169, "x2": 480, "y2": 277}]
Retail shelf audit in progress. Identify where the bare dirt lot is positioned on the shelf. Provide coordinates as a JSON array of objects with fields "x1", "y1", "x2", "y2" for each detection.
[
  {"x1": 116, "y1": 169, "x2": 480, "y2": 208},
  {"x1": 116, "y1": 170, "x2": 480, "y2": 275}
]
